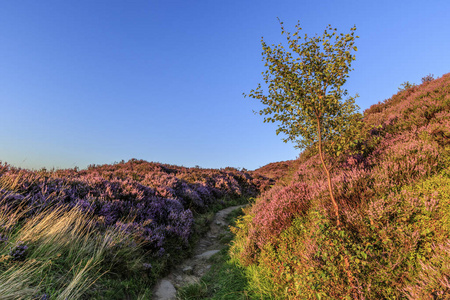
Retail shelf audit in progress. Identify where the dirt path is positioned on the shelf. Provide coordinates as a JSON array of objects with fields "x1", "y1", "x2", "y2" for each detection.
[{"x1": 152, "y1": 204, "x2": 246, "y2": 300}]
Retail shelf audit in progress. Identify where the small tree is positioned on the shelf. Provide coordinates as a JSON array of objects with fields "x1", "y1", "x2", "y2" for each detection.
[
  {"x1": 246, "y1": 20, "x2": 360, "y2": 227},
  {"x1": 398, "y1": 81, "x2": 416, "y2": 91}
]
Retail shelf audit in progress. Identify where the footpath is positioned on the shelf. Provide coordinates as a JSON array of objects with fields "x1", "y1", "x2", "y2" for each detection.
[{"x1": 152, "y1": 204, "x2": 246, "y2": 300}]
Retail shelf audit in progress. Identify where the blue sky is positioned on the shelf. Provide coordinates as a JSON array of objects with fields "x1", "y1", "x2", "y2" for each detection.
[{"x1": 1, "y1": 0, "x2": 449, "y2": 170}]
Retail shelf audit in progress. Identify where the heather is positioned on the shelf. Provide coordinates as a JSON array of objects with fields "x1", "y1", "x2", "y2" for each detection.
[
  {"x1": 230, "y1": 73, "x2": 450, "y2": 299},
  {"x1": 252, "y1": 159, "x2": 299, "y2": 185},
  {"x1": 0, "y1": 159, "x2": 271, "y2": 298}
]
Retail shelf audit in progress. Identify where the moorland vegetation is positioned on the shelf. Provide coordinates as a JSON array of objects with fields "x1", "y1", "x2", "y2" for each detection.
[
  {"x1": 231, "y1": 20, "x2": 450, "y2": 299},
  {"x1": 1, "y1": 19, "x2": 449, "y2": 299},
  {"x1": 0, "y1": 160, "x2": 272, "y2": 299},
  {"x1": 231, "y1": 72, "x2": 450, "y2": 299},
  {"x1": 1, "y1": 74, "x2": 448, "y2": 299}
]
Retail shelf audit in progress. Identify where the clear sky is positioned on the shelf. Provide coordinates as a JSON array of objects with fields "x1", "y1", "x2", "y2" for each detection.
[{"x1": 1, "y1": 0, "x2": 449, "y2": 171}]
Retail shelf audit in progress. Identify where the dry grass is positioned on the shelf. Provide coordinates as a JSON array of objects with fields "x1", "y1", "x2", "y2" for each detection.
[{"x1": 0, "y1": 200, "x2": 139, "y2": 299}]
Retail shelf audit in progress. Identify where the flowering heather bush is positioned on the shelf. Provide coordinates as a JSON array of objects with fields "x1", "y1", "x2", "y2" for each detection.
[
  {"x1": 0, "y1": 160, "x2": 270, "y2": 298},
  {"x1": 363, "y1": 73, "x2": 450, "y2": 134},
  {"x1": 369, "y1": 131, "x2": 441, "y2": 195},
  {"x1": 0, "y1": 160, "x2": 270, "y2": 260},
  {"x1": 0, "y1": 235, "x2": 7, "y2": 244},
  {"x1": 248, "y1": 182, "x2": 311, "y2": 250},
  {"x1": 231, "y1": 73, "x2": 450, "y2": 298}
]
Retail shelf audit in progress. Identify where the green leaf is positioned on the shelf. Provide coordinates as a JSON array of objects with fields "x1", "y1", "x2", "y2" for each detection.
[{"x1": 361, "y1": 252, "x2": 367, "y2": 260}]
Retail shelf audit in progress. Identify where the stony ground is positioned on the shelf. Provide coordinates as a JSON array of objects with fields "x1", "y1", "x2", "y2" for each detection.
[{"x1": 152, "y1": 204, "x2": 246, "y2": 300}]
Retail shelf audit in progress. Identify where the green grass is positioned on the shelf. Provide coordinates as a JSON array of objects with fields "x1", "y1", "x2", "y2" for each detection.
[
  {"x1": 177, "y1": 207, "x2": 267, "y2": 300},
  {"x1": 177, "y1": 248, "x2": 250, "y2": 300},
  {"x1": 188, "y1": 196, "x2": 253, "y2": 254}
]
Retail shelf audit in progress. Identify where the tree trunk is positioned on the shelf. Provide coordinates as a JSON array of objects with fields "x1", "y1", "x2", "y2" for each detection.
[
  {"x1": 316, "y1": 117, "x2": 340, "y2": 227},
  {"x1": 316, "y1": 116, "x2": 356, "y2": 297}
]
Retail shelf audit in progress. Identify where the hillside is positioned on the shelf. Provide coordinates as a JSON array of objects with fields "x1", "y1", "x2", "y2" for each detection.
[
  {"x1": 252, "y1": 159, "x2": 298, "y2": 184},
  {"x1": 0, "y1": 159, "x2": 271, "y2": 298},
  {"x1": 230, "y1": 73, "x2": 450, "y2": 299}
]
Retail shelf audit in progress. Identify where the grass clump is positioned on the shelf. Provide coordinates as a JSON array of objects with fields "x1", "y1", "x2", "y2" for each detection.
[{"x1": 0, "y1": 202, "x2": 151, "y2": 299}]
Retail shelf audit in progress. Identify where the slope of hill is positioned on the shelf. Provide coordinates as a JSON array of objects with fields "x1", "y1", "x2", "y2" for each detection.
[
  {"x1": 0, "y1": 159, "x2": 271, "y2": 298},
  {"x1": 230, "y1": 73, "x2": 450, "y2": 299},
  {"x1": 252, "y1": 159, "x2": 298, "y2": 184}
]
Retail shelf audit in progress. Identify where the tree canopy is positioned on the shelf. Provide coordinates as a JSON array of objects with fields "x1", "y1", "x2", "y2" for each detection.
[
  {"x1": 246, "y1": 20, "x2": 361, "y2": 157},
  {"x1": 246, "y1": 19, "x2": 362, "y2": 233}
]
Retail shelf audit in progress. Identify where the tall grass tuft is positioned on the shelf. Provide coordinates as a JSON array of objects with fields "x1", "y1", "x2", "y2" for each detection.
[{"x1": 0, "y1": 197, "x2": 146, "y2": 298}]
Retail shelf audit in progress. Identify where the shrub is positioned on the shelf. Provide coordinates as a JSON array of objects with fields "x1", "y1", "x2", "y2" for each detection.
[
  {"x1": 421, "y1": 73, "x2": 435, "y2": 83},
  {"x1": 398, "y1": 81, "x2": 416, "y2": 91}
]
